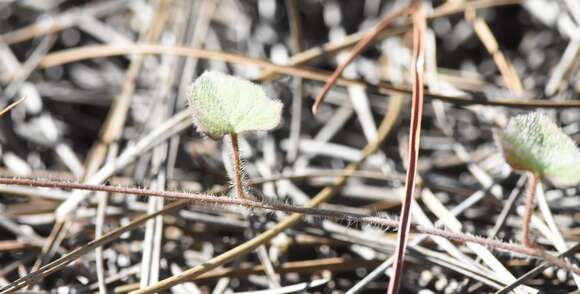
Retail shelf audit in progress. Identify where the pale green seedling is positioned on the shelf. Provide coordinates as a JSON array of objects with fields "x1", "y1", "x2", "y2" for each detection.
[
  {"x1": 187, "y1": 71, "x2": 283, "y2": 200},
  {"x1": 187, "y1": 70, "x2": 283, "y2": 140},
  {"x1": 496, "y1": 112, "x2": 580, "y2": 247},
  {"x1": 496, "y1": 112, "x2": 580, "y2": 187}
]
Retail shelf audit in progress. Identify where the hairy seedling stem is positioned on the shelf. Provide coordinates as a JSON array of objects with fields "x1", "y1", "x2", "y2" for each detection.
[
  {"x1": 522, "y1": 173, "x2": 538, "y2": 247},
  {"x1": 230, "y1": 133, "x2": 245, "y2": 199}
]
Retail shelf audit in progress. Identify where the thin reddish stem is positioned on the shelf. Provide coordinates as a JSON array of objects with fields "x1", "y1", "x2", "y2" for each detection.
[
  {"x1": 522, "y1": 173, "x2": 538, "y2": 247},
  {"x1": 387, "y1": 4, "x2": 425, "y2": 294},
  {"x1": 0, "y1": 176, "x2": 579, "y2": 279},
  {"x1": 311, "y1": 2, "x2": 413, "y2": 115},
  {"x1": 230, "y1": 133, "x2": 245, "y2": 199}
]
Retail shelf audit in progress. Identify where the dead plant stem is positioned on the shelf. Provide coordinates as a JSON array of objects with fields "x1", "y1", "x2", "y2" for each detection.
[
  {"x1": 311, "y1": 2, "x2": 413, "y2": 114},
  {"x1": 387, "y1": 4, "x2": 425, "y2": 294}
]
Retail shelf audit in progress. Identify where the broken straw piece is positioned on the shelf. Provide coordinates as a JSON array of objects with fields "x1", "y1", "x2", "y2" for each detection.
[
  {"x1": 496, "y1": 112, "x2": 580, "y2": 186},
  {"x1": 186, "y1": 71, "x2": 283, "y2": 140}
]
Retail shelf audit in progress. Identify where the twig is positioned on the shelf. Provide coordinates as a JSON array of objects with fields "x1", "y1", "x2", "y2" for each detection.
[
  {"x1": 387, "y1": 4, "x2": 425, "y2": 294},
  {"x1": 195, "y1": 257, "x2": 379, "y2": 282},
  {"x1": 311, "y1": 2, "x2": 413, "y2": 114}
]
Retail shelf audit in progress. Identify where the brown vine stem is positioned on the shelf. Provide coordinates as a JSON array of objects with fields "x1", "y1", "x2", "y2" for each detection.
[
  {"x1": 38, "y1": 44, "x2": 580, "y2": 109},
  {"x1": 387, "y1": 3, "x2": 425, "y2": 294},
  {"x1": 310, "y1": 2, "x2": 413, "y2": 115},
  {"x1": 522, "y1": 173, "x2": 539, "y2": 248},
  {"x1": 0, "y1": 176, "x2": 578, "y2": 283},
  {"x1": 230, "y1": 133, "x2": 245, "y2": 199}
]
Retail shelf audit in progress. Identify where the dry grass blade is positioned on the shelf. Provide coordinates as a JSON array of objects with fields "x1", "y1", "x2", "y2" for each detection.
[
  {"x1": 0, "y1": 97, "x2": 26, "y2": 117},
  {"x1": 465, "y1": 9, "x2": 524, "y2": 94},
  {"x1": 386, "y1": 4, "x2": 426, "y2": 294},
  {"x1": 431, "y1": 0, "x2": 522, "y2": 18},
  {"x1": 495, "y1": 243, "x2": 580, "y2": 294},
  {"x1": 195, "y1": 257, "x2": 379, "y2": 282}
]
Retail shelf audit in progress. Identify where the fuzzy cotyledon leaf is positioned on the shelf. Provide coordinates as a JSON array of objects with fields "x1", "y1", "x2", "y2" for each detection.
[
  {"x1": 187, "y1": 71, "x2": 283, "y2": 140},
  {"x1": 496, "y1": 112, "x2": 580, "y2": 187}
]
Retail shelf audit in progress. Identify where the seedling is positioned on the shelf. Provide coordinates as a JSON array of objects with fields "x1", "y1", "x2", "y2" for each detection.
[
  {"x1": 187, "y1": 71, "x2": 283, "y2": 199},
  {"x1": 496, "y1": 112, "x2": 580, "y2": 247}
]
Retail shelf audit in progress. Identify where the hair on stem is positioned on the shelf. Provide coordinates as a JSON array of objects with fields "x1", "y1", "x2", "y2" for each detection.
[{"x1": 0, "y1": 176, "x2": 578, "y2": 276}]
